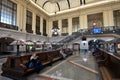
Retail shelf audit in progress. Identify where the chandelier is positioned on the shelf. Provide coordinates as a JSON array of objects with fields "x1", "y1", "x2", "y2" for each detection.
[
  {"x1": 51, "y1": 27, "x2": 60, "y2": 36},
  {"x1": 51, "y1": 12, "x2": 60, "y2": 36}
]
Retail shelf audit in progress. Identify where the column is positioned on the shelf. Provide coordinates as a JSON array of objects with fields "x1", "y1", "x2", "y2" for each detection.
[
  {"x1": 16, "y1": 3, "x2": 21, "y2": 31},
  {"x1": 32, "y1": 12, "x2": 36, "y2": 34},
  {"x1": 103, "y1": 11, "x2": 109, "y2": 27},
  {"x1": 58, "y1": 19, "x2": 62, "y2": 36},
  {"x1": 108, "y1": 10, "x2": 114, "y2": 26},
  {"x1": 40, "y1": 17, "x2": 43, "y2": 35},
  {"x1": 48, "y1": 20, "x2": 53, "y2": 37},
  {"x1": 68, "y1": 17, "x2": 72, "y2": 35},
  {"x1": 80, "y1": 15, "x2": 84, "y2": 29},
  {"x1": 83, "y1": 14, "x2": 88, "y2": 29},
  {"x1": 22, "y1": 6, "x2": 26, "y2": 32}
]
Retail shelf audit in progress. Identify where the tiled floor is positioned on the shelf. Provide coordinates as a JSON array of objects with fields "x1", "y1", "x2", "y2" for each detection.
[{"x1": 0, "y1": 52, "x2": 101, "y2": 80}]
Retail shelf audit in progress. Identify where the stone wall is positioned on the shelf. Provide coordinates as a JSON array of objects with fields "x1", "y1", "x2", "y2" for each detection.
[{"x1": 0, "y1": 28, "x2": 48, "y2": 42}]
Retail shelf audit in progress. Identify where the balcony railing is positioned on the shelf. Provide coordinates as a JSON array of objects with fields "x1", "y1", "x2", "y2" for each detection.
[
  {"x1": 61, "y1": 33, "x2": 69, "y2": 36},
  {"x1": 59, "y1": 26, "x2": 120, "y2": 43}
]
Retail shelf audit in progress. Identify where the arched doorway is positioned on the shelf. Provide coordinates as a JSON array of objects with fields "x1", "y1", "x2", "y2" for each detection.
[{"x1": 0, "y1": 37, "x2": 15, "y2": 55}]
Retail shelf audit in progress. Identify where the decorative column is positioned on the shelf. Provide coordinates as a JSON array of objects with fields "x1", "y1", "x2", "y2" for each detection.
[
  {"x1": 103, "y1": 10, "x2": 109, "y2": 27},
  {"x1": 22, "y1": 6, "x2": 26, "y2": 32},
  {"x1": 16, "y1": 3, "x2": 21, "y2": 31},
  {"x1": 83, "y1": 14, "x2": 88, "y2": 29},
  {"x1": 108, "y1": 10, "x2": 114, "y2": 26},
  {"x1": 68, "y1": 17, "x2": 72, "y2": 35},
  {"x1": 80, "y1": 15, "x2": 84, "y2": 29},
  {"x1": 32, "y1": 12, "x2": 36, "y2": 34},
  {"x1": 40, "y1": 17, "x2": 43, "y2": 35},
  {"x1": 58, "y1": 19, "x2": 62, "y2": 36},
  {"x1": 48, "y1": 20, "x2": 53, "y2": 37}
]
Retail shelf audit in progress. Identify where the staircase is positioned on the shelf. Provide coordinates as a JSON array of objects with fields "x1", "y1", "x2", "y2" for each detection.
[{"x1": 59, "y1": 26, "x2": 120, "y2": 44}]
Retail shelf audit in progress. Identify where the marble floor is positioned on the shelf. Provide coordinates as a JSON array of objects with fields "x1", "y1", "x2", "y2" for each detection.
[{"x1": 0, "y1": 52, "x2": 101, "y2": 80}]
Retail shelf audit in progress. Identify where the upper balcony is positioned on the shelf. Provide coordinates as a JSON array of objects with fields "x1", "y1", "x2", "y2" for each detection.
[{"x1": 59, "y1": 26, "x2": 120, "y2": 43}]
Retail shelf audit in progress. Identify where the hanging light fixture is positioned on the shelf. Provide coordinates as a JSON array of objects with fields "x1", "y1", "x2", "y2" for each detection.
[{"x1": 51, "y1": 5, "x2": 60, "y2": 36}]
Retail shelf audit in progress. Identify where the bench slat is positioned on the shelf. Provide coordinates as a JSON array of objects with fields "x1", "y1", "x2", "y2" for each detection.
[{"x1": 100, "y1": 66, "x2": 112, "y2": 80}]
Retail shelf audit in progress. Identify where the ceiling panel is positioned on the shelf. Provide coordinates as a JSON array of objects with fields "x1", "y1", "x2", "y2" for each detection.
[
  {"x1": 58, "y1": 0, "x2": 68, "y2": 11},
  {"x1": 70, "y1": 0, "x2": 80, "y2": 8},
  {"x1": 30, "y1": 0, "x2": 119, "y2": 15}
]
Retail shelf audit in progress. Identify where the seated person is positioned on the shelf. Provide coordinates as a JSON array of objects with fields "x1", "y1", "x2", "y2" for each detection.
[
  {"x1": 60, "y1": 49, "x2": 67, "y2": 59},
  {"x1": 92, "y1": 48, "x2": 99, "y2": 56},
  {"x1": 28, "y1": 53, "x2": 43, "y2": 73}
]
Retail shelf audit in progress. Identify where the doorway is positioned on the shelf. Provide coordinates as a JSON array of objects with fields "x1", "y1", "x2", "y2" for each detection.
[{"x1": 0, "y1": 37, "x2": 14, "y2": 55}]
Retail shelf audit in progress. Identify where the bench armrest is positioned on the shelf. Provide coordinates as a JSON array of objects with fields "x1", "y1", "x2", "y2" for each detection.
[{"x1": 19, "y1": 64, "x2": 27, "y2": 70}]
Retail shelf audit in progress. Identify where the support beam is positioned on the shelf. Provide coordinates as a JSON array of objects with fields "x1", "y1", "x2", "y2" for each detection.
[
  {"x1": 42, "y1": 1, "x2": 49, "y2": 8},
  {"x1": 80, "y1": 0, "x2": 86, "y2": 5},
  {"x1": 56, "y1": 2, "x2": 60, "y2": 11},
  {"x1": 67, "y1": 0, "x2": 70, "y2": 9}
]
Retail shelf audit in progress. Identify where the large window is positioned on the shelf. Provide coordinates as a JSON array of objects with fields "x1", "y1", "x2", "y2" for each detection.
[
  {"x1": 72, "y1": 17, "x2": 79, "y2": 33},
  {"x1": 52, "y1": 20, "x2": 59, "y2": 36},
  {"x1": 113, "y1": 10, "x2": 120, "y2": 27},
  {"x1": 26, "y1": 10, "x2": 33, "y2": 33},
  {"x1": 53, "y1": 20, "x2": 58, "y2": 28},
  {"x1": 36, "y1": 15, "x2": 41, "y2": 35},
  {"x1": 62, "y1": 19, "x2": 68, "y2": 35},
  {"x1": 0, "y1": 0, "x2": 17, "y2": 25},
  {"x1": 43, "y1": 19, "x2": 47, "y2": 36},
  {"x1": 87, "y1": 13, "x2": 103, "y2": 27}
]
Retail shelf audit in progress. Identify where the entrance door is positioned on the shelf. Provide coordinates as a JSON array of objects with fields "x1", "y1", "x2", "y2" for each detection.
[{"x1": 0, "y1": 37, "x2": 14, "y2": 54}]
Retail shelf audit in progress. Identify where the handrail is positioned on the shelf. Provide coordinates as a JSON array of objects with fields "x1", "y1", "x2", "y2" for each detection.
[
  {"x1": 59, "y1": 26, "x2": 120, "y2": 44},
  {"x1": 99, "y1": 48, "x2": 120, "y2": 60}
]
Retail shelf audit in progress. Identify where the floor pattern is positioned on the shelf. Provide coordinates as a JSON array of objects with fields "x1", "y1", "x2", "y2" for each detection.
[
  {"x1": 36, "y1": 54, "x2": 99, "y2": 80},
  {"x1": 0, "y1": 53, "x2": 100, "y2": 80}
]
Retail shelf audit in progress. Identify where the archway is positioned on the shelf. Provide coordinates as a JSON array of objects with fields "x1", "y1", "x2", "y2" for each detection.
[{"x1": 0, "y1": 37, "x2": 15, "y2": 55}]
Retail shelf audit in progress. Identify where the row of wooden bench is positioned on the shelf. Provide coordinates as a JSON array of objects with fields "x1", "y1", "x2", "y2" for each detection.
[
  {"x1": 94, "y1": 49, "x2": 120, "y2": 80},
  {"x1": 1, "y1": 49, "x2": 73, "y2": 80}
]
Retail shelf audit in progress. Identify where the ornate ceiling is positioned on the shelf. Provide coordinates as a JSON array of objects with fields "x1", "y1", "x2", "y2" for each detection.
[{"x1": 29, "y1": 0, "x2": 119, "y2": 16}]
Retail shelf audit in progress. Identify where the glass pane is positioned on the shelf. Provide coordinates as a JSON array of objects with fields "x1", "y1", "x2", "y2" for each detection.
[
  {"x1": 113, "y1": 10, "x2": 120, "y2": 27},
  {"x1": 72, "y1": 17, "x2": 79, "y2": 32},
  {"x1": 87, "y1": 13, "x2": 103, "y2": 27},
  {"x1": 0, "y1": 0, "x2": 17, "y2": 25}
]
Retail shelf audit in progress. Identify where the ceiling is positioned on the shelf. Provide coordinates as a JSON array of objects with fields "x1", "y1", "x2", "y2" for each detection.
[{"x1": 29, "y1": 0, "x2": 119, "y2": 16}]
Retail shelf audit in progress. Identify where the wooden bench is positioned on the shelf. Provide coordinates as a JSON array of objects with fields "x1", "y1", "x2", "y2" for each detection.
[
  {"x1": 100, "y1": 66, "x2": 112, "y2": 80},
  {"x1": 63, "y1": 49, "x2": 73, "y2": 56},
  {"x1": 96, "y1": 52, "x2": 109, "y2": 66},
  {"x1": 98, "y1": 49, "x2": 120, "y2": 80},
  {"x1": 1, "y1": 50, "x2": 61, "y2": 80},
  {"x1": 47, "y1": 50, "x2": 63, "y2": 62}
]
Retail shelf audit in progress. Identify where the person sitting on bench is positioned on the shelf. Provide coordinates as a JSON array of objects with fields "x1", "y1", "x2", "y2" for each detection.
[
  {"x1": 60, "y1": 49, "x2": 67, "y2": 59},
  {"x1": 28, "y1": 53, "x2": 43, "y2": 73}
]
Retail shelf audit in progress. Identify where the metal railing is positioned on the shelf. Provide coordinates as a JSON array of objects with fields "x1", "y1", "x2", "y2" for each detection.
[{"x1": 59, "y1": 26, "x2": 120, "y2": 44}]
